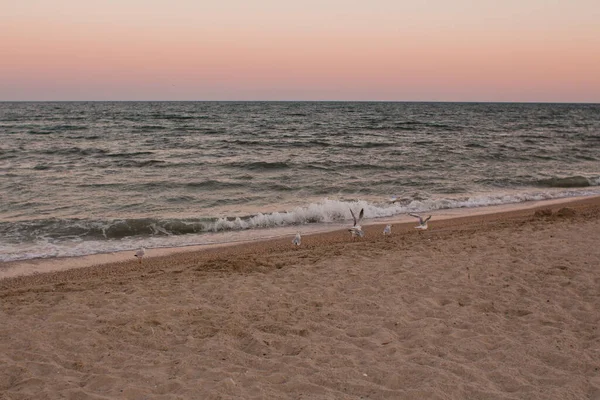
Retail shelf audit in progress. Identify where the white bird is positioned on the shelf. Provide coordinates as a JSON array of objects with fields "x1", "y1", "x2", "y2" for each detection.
[
  {"x1": 383, "y1": 224, "x2": 392, "y2": 235},
  {"x1": 292, "y1": 232, "x2": 301, "y2": 246},
  {"x1": 389, "y1": 195, "x2": 400, "y2": 204},
  {"x1": 348, "y1": 208, "x2": 365, "y2": 239},
  {"x1": 134, "y1": 247, "x2": 145, "y2": 263},
  {"x1": 409, "y1": 213, "x2": 432, "y2": 230}
]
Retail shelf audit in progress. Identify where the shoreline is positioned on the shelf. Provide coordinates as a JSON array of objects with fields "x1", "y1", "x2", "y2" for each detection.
[
  {"x1": 1, "y1": 192, "x2": 599, "y2": 398},
  {"x1": 1, "y1": 194, "x2": 599, "y2": 282}
]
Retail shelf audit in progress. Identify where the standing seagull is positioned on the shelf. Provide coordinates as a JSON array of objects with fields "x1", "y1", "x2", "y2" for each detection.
[
  {"x1": 292, "y1": 232, "x2": 302, "y2": 247},
  {"x1": 409, "y1": 213, "x2": 432, "y2": 230},
  {"x1": 383, "y1": 224, "x2": 392, "y2": 235},
  {"x1": 134, "y1": 247, "x2": 146, "y2": 264},
  {"x1": 348, "y1": 208, "x2": 365, "y2": 239}
]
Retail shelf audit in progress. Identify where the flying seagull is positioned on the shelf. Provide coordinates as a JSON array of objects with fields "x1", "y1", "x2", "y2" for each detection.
[
  {"x1": 409, "y1": 213, "x2": 432, "y2": 230},
  {"x1": 348, "y1": 208, "x2": 365, "y2": 239},
  {"x1": 134, "y1": 247, "x2": 146, "y2": 263},
  {"x1": 292, "y1": 232, "x2": 301, "y2": 246}
]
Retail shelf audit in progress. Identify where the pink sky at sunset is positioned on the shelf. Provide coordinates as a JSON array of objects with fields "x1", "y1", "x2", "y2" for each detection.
[{"x1": 1, "y1": 0, "x2": 599, "y2": 102}]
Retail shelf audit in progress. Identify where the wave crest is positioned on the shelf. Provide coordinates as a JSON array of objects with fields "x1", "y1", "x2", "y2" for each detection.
[
  {"x1": 3, "y1": 189, "x2": 600, "y2": 262},
  {"x1": 537, "y1": 176, "x2": 597, "y2": 188}
]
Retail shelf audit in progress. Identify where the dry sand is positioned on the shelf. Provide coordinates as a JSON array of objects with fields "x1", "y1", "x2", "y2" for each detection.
[{"x1": 1, "y1": 197, "x2": 599, "y2": 399}]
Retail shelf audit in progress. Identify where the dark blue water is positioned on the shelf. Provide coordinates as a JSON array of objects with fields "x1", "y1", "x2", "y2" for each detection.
[{"x1": 1, "y1": 102, "x2": 599, "y2": 261}]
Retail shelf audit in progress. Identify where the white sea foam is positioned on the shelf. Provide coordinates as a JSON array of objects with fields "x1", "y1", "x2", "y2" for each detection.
[{"x1": 210, "y1": 188, "x2": 600, "y2": 232}]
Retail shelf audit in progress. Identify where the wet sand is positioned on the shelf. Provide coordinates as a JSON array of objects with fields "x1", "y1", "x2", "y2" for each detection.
[{"x1": 1, "y1": 196, "x2": 599, "y2": 399}]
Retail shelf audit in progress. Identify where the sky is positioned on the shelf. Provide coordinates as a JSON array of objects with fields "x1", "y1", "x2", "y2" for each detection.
[{"x1": 1, "y1": 0, "x2": 599, "y2": 102}]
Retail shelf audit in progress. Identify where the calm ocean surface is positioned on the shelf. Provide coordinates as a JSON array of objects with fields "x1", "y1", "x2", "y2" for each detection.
[{"x1": 1, "y1": 101, "x2": 599, "y2": 262}]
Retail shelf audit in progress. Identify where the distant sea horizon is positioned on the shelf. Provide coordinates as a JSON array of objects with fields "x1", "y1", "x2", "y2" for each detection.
[{"x1": 2, "y1": 100, "x2": 599, "y2": 104}]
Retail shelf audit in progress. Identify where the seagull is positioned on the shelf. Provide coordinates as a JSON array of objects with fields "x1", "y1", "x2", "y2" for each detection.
[
  {"x1": 292, "y1": 232, "x2": 301, "y2": 247},
  {"x1": 134, "y1": 247, "x2": 146, "y2": 263},
  {"x1": 383, "y1": 224, "x2": 392, "y2": 235},
  {"x1": 348, "y1": 208, "x2": 365, "y2": 239},
  {"x1": 409, "y1": 213, "x2": 432, "y2": 230},
  {"x1": 389, "y1": 196, "x2": 400, "y2": 204}
]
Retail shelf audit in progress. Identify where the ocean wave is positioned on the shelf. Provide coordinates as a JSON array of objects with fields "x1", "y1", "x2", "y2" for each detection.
[
  {"x1": 186, "y1": 180, "x2": 246, "y2": 189},
  {"x1": 281, "y1": 111, "x2": 309, "y2": 116},
  {"x1": 227, "y1": 161, "x2": 291, "y2": 170},
  {"x1": 27, "y1": 125, "x2": 87, "y2": 134},
  {"x1": 339, "y1": 163, "x2": 390, "y2": 171},
  {"x1": 4, "y1": 190, "x2": 596, "y2": 243},
  {"x1": 105, "y1": 151, "x2": 155, "y2": 157},
  {"x1": 78, "y1": 179, "x2": 242, "y2": 191},
  {"x1": 114, "y1": 159, "x2": 166, "y2": 168},
  {"x1": 536, "y1": 176, "x2": 598, "y2": 188},
  {"x1": 131, "y1": 125, "x2": 167, "y2": 131},
  {"x1": 149, "y1": 113, "x2": 199, "y2": 120},
  {"x1": 465, "y1": 142, "x2": 487, "y2": 148},
  {"x1": 40, "y1": 147, "x2": 108, "y2": 156},
  {"x1": 0, "y1": 217, "x2": 209, "y2": 242},
  {"x1": 575, "y1": 155, "x2": 598, "y2": 161},
  {"x1": 339, "y1": 142, "x2": 393, "y2": 149},
  {"x1": 28, "y1": 130, "x2": 54, "y2": 135},
  {"x1": 70, "y1": 135, "x2": 101, "y2": 140},
  {"x1": 2, "y1": 189, "x2": 600, "y2": 262},
  {"x1": 222, "y1": 139, "x2": 267, "y2": 147},
  {"x1": 475, "y1": 175, "x2": 600, "y2": 189}
]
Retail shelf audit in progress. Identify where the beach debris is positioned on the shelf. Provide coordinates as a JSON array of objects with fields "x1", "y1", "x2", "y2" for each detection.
[
  {"x1": 383, "y1": 224, "x2": 392, "y2": 235},
  {"x1": 348, "y1": 208, "x2": 365, "y2": 239},
  {"x1": 292, "y1": 232, "x2": 301, "y2": 247},
  {"x1": 409, "y1": 213, "x2": 431, "y2": 230},
  {"x1": 389, "y1": 195, "x2": 399, "y2": 203},
  {"x1": 134, "y1": 247, "x2": 146, "y2": 264}
]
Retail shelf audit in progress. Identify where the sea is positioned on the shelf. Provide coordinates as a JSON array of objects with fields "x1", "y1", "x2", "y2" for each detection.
[{"x1": 1, "y1": 101, "x2": 599, "y2": 263}]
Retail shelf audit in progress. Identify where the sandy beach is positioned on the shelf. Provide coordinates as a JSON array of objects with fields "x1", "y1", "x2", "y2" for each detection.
[{"x1": 1, "y1": 196, "x2": 599, "y2": 399}]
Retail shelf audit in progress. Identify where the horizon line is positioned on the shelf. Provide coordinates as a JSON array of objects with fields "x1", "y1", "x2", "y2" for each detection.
[{"x1": 1, "y1": 100, "x2": 599, "y2": 105}]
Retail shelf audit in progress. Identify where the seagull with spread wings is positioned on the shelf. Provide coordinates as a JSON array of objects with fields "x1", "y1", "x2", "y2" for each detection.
[
  {"x1": 409, "y1": 213, "x2": 432, "y2": 230},
  {"x1": 349, "y1": 208, "x2": 365, "y2": 239}
]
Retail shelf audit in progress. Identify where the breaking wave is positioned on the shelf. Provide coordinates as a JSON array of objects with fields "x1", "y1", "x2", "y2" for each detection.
[{"x1": 2, "y1": 189, "x2": 599, "y2": 262}]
